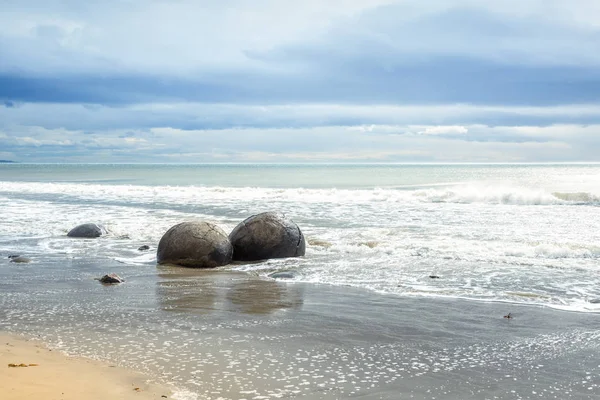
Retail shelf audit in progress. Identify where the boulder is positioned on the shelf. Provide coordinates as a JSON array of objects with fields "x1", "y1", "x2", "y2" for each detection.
[
  {"x1": 229, "y1": 212, "x2": 306, "y2": 261},
  {"x1": 67, "y1": 223, "x2": 107, "y2": 238},
  {"x1": 157, "y1": 221, "x2": 233, "y2": 268},
  {"x1": 138, "y1": 245, "x2": 150, "y2": 251},
  {"x1": 97, "y1": 273, "x2": 124, "y2": 284}
]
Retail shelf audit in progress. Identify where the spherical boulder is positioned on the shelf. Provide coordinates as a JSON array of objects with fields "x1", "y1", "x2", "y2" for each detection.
[
  {"x1": 229, "y1": 212, "x2": 306, "y2": 261},
  {"x1": 67, "y1": 223, "x2": 107, "y2": 238},
  {"x1": 157, "y1": 221, "x2": 233, "y2": 268}
]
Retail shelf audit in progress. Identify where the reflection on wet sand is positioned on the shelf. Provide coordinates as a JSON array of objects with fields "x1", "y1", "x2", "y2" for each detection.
[
  {"x1": 226, "y1": 279, "x2": 304, "y2": 314},
  {"x1": 156, "y1": 266, "x2": 304, "y2": 315}
]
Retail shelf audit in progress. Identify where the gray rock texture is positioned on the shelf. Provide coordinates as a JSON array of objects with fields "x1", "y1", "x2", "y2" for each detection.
[
  {"x1": 229, "y1": 212, "x2": 306, "y2": 261},
  {"x1": 157, "y1": 221, "x2": 233, "y2": 268},
  {"x1": 67, "y1": 223, "x2": 107, "y2": 238},
  {"x1": 98, "y1": 273, "x2": 124, "y2": 284}
]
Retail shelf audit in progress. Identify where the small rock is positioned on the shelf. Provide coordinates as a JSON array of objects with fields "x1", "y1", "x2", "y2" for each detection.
[
  {"x1": 268, "y1": 271, "x2": 296, "y2": 279},
  {"x1": 7, "y1": 255, "x2": 20, "y2": 259},
  {"x1": 138, "y1": 245, "x2": 150, "y2": 251},
  {"x1": 10, "y1": 256, "x2": 31, "y2": 263},
  {"x1": 589, "y1": 299, "x2": 600, "y2": 304},
  {"x1": 429, "y1": 275, "x2": 440, "y2": 279},
  {"x1": 97, "y1": 274, "x2": 124, "y2": 284}
]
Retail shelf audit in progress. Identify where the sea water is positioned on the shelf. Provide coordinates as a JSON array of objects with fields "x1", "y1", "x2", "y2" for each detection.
[
  {"x1": 1, "y1": 163, "x2": 599, "y2": 311},
  {"x1": 0, "y1": 163, "x2": 599, "y2": 399}
]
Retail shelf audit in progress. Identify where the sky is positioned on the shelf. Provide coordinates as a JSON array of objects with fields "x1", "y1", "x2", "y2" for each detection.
[{"x1": 1, "y1": 0, "x2": 600, "y2": 163}]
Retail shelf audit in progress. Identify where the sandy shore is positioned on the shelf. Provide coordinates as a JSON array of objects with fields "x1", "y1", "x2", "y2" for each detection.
[
  {"x1": 2, "y1": 265, "x2": 600, "y2": 399},
  {"x1": 0, "y1": 333, "x2": 173, "y2": 400}
]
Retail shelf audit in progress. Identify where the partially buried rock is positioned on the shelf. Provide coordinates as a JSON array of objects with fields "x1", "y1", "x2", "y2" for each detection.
[
  {"x1": 229, "y1": 212, "x2": 306, "y2": 261},
  {"x1": 138, "y1": 245, "x2": 150, "y2": 251},
  {"x1": 97, "y1": 274, "x2": 124, "y2": 284},
  {"x1": 268, "y1": 271, "x2": 296, "y2": 279},
  {"x1": 67, "y1": 223, "x2": 107, "y2": 238},
  {"x1": 10, "y1": 256, "x2": 31, "y2": 263},
  {"x1": 157, "y1": 221, "x2": 233, "y2": 268}
]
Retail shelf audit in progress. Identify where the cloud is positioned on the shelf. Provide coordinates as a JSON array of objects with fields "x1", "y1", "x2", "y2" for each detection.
[
  {"x1": 1, "y1": 123, "x2": 599, "y2": 163},
  {"x1": 1, "y1": 1, "x2": 600, "y2": 106},
  {"x1": 0, "y1": 0, "x2": 394, "y2": 74},
  {"x1": 0, "y1": 1, "x2": 599, "y2": 162},
  {"x1": 14, "y1": 136, "x2": 73, "y2": 146},
  {"x1": 418, "y1": 126, "x2": 468, "y2": 135},
  {"x1": 3, "y1": 102, "x2": 600, "y2": 133},
  {"x1": 3, "y1": 0, "x2": 600, "y2": 75}
]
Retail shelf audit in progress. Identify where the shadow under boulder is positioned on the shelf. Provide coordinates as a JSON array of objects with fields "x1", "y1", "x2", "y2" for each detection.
[
  {"x1": 67, "y1": 223, "x2": 107, "y2": 238},
  {"x1": 157, "y1": 221, "x2": 233, "y2": 268},
  {"x1": 229, "y1": 212, "x2": 306, "y2": 261}
]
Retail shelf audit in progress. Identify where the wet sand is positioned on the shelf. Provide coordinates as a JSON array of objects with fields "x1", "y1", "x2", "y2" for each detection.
[
  {"x1": 2, "y1": 263, "x2": 600, "y2": 399},
  {"x1": 0, "y1": 333, "x2": 172, "y2": 400}
]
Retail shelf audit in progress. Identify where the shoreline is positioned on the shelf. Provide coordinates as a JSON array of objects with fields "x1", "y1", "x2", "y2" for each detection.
[
  {"x1": 2, "y1": 272, "x2": 600, "y2": 399},
  {"x1": 0, "y1": 332, "x2": 174, "y2": 400}
]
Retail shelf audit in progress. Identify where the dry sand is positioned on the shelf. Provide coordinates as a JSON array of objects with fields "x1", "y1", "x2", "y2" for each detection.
[{"x1": 0, "y1": 333, "x2": 173, "y2": 400}]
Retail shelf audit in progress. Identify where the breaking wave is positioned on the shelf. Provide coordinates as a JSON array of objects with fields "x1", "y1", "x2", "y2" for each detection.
[{"x1": 0, "y1": 181, "x2": 598, "y2": 207}]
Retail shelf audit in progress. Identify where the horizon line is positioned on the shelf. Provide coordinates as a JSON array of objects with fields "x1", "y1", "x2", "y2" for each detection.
[{"x1": 3, "y1": 161, "x2": 600, "y2": 166}]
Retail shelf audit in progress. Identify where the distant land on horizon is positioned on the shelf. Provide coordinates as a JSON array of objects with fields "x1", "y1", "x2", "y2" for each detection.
[{"x1": 0, "y1": 160, "x2": 17, "y2": 163}]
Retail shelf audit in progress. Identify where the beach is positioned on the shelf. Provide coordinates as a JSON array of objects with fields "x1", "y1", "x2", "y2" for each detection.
[
  {"x1": 1, "y1": 163, "x2": 600, "y2": 399},
  {"x1": 1, "y1": 333, "x2": 172, "y2": 400},
  {"x1": 2, "y1": 267, "x2": 600, "y2": 399},
  {"x1": 3, "y1": 0, "x2": 600, "y2": 396}
]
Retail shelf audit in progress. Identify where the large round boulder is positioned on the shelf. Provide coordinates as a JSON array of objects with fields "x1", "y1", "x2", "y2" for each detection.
[
  {"x1": 229, "y1": 212, "x2": 306, "y2": 261},
  {"x1": 67, "y1": 223, "x2": 107, "y2": 238},
  {"x1": 157, "y1": 221, "x2": 233, "y2": 268}
]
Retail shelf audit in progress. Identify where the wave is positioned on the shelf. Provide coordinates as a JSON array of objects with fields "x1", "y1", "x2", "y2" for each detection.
[
  {"x1": 552, "y1": 191, "x2": 600, "y2": 203},
  {"x1": 413, "y1": 186, "x2": 600, "y2": 205},
  {"x1": 0, "y1": 181, "x2": 598, "y2": 207}
]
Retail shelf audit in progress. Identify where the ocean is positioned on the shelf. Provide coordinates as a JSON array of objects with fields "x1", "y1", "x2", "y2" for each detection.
[{"x1": 1, "y1": 163, "x2": 599, "y2": 399}]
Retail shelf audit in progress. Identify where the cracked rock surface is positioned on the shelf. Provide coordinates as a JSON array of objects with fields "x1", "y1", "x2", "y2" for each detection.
[
  {"x1": 157, "y1": 221, "x2": 233, "y2": 268},
  {"x1": 229, "y1": 212, "x2": 306, "y2": 261}
]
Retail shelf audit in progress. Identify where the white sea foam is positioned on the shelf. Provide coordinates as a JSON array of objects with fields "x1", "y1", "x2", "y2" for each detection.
[
  {"x1": 1, "y1": 177, "x2": 600, "y2": 312},
  {"x1": 171, "y1": 389, "x2": 200, "y2": 400},
  {"x1": 0, "y1": 181, "x2": 599, "y2": 207}
]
